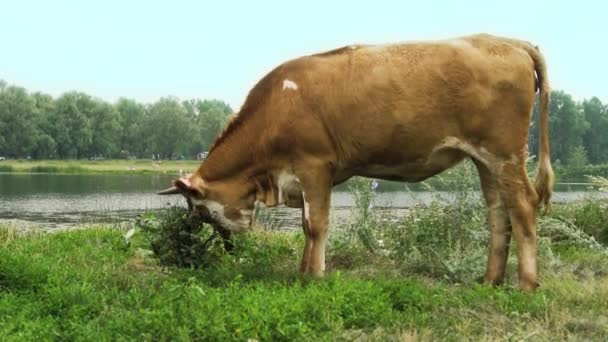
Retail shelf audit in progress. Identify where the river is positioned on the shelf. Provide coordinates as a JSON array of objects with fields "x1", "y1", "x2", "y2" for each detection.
[{"x1": 0, "y1": 173, "x2": 605, "y2": 229}]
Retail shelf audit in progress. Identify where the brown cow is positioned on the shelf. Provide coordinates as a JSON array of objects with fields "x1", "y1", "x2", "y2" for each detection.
[{"x1": 159, "y1": 33, "x2": 553, "y2": 291}]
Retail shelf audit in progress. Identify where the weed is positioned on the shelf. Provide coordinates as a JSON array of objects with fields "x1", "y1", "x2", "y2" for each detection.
[{"x1": 345, "y1": 177, "x2": 380, "y2": 252}]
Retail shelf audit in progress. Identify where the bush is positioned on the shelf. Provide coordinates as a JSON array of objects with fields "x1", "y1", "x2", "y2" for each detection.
[
  {"x1": 381, "y1": 202, "x2": 489, "y2": 282},
  {"x1": 135, "y1": 207, "x2": 224, "y2": 268},
  {"x1": 549, "y1": 200, "x2": 608, "y2": 246}
]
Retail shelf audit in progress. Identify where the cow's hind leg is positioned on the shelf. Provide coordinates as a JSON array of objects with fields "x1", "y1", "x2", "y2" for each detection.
[
  {"x1": 497, "y1": 160, "x2": 540, "y2": 291},
  {"x1": 473, "y1": 159, "x2": 512, "y2": 286}
]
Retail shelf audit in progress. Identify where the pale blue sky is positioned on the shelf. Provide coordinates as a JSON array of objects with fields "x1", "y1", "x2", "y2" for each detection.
[{"x1": 1, "y1": 0, "x2": 605, "y2": 109}]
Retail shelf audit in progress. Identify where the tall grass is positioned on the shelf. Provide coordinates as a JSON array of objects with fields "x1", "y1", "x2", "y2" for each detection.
[
  {"x1": 0, "y1": 164, "x2": 14, "y2": 172},
  {"x1": 331, "y1": 160, "x2": 608, "y2": 283}
]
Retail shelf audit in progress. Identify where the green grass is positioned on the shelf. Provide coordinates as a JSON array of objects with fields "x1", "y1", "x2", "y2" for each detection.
[
  {"x1": 0, "y1": 159, "x2": 202, "y2": 174},
  {"x1": 2, "y1": 160, "x2": 608, "y2": 339},
  {"x1": 2, "y1": 197, "x2": 608, "y2": 341}
]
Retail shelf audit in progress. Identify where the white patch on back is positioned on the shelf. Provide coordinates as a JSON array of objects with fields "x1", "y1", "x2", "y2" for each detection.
[
  {"x1": 282, "y1": 79, "x2": 298, "y2": 91},
  {"x1": 448, "y1": 39, "x2": 472, "y2": 49}
]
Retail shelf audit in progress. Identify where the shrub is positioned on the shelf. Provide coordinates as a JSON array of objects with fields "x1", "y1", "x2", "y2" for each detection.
[
  {"x1": 549, "y1": 200, "x2": 608, "y2": 246},
  {"x1": 135, "y1": 207, "x2": 223, "y2": 268}
]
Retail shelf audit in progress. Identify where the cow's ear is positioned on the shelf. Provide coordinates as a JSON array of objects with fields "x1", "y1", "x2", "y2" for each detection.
[{"x1": 174, "y1": 177, "x2": 204, "y2": 198}]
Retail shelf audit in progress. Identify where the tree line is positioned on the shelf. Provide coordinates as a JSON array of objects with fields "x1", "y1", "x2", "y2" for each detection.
[
  {"x1": 1, "y1": 79, "x2": 607, "y2": 164},
  {"x1": 0, "y1": 80, "x2": 232, "y2": 159},
  {"x1": 529, "y1": 91, "x2": 608, "y2": 167}
]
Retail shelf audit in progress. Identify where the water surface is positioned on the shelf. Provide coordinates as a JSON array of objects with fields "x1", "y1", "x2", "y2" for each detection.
[{"x1": 0, "y1": 173, "x2": 604, "y2": 229}]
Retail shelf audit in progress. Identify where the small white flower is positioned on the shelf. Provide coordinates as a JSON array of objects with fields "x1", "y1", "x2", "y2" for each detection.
[
  {"x1": 371, "y1": 179, "x2": 379, "y2": 191},
  {"x1": 377, "y1": 239, "x2": 384, "y2": 248}
]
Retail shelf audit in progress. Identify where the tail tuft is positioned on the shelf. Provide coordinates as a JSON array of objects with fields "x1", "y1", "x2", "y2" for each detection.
[{"x1": 526, "y1": 45, "x2": 554, "y2": 212}]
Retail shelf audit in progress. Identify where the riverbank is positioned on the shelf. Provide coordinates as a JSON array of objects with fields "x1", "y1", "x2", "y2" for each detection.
[
  {"x1": 1, "y1": 159, "x2": 604, "y2": 194},
  {"x1": 0, "y1": 159, "x2": 201, "y2": 174},
  {"x1": 1, "y1": 199, "x2": 607, "y2": 340}
]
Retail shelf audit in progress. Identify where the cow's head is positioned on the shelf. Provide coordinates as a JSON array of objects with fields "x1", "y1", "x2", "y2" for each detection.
[{"x1": 158, "y1": 174, "x2": 256, "y2": 233}]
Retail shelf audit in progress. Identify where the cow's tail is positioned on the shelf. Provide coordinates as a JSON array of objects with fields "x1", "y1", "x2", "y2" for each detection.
[{"x1": 524, "y1": 44, "x2": 554, "y2": 211}]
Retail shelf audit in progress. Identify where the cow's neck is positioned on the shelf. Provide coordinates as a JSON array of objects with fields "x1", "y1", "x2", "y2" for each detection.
[{"x1": 198, "y1": 118, "x2": 264, "y2": 182}]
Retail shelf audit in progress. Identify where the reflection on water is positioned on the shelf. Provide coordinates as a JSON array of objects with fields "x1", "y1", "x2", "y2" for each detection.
[{"x1": 0, "y1": 173, "x2": 606, "y2": 229}]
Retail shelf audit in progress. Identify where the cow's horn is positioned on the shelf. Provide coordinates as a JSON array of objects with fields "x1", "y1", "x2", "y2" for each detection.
[{"x1": 157, "y1": 186, "x2": 180, "y2": 195}]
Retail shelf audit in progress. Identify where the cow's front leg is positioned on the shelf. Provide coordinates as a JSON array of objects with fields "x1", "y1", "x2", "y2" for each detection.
[
  {"x1": 298, "y1": 169, "x2": 332, "y2": 277},
  {"x1": 300, "y1": 209, "x2": 313, "y2": 273}
]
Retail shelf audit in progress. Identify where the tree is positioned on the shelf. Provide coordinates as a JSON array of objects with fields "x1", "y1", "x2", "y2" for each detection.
[
  {"x1": 530, "y1": 90, "x2": 590, "y2": 163},
  {"x1": 116, "y1": 98, "x2": 146, "y2": 157},
  {"x1": 551, "y1": 91, "x2": 590, "y2": 163},
  {"x1": 566, "y1": 145, "x2": 589, "y2": 167},
  {"x1": 0, "y1": 85, "x2": 39, "y2": 157},
  {"x1": 196, "y1": 99, "x2": 232, "y2": 151},
  {"x1": 0, "y1": 80, "x2": 7, "y2": 154},
  {"x1": 582, "y1": 97, "x2": 608, "y2": 164},
  {"x1": 50, "y1": 92, "x2": 94, "y2": 158},
  {"x1": 142, "y1": 97, "x2": 194, "y2": 159},
  {"x1": 89, "y1": 100, "x2": 121, "y2": 158},
  {"x1": 31, "y1": 92, "x2": 57, "y2": 158}
]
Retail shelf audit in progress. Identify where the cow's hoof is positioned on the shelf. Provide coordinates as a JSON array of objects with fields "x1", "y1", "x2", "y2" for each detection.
[
  {"x1": 518, "y1": 279, "x2": 540, "y2": 292},
  {"x1": 483, "y1": 277, "x2": 505, "y2": 287},
  {"x1": 299, "y1": 270, "x2": 324, "y2": 280},
  {"x1": 311, "y1": 270, "x2": 325, "y2": 278}
]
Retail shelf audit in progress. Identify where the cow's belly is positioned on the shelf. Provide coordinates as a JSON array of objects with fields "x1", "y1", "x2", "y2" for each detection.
[
  {"x1": 355, "y1": 164, "x2": 445, "y2": 182},
  {"x1": 349, "y1": 147, "x2": 466, "y2": 182}
]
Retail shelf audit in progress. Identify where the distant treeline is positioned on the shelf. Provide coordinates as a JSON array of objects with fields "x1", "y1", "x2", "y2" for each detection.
[
  {"x1": 0, "y1": 80, "x2": 232, "y2": 159},
  {"x1": 1, "y1": 79, "x2": 607, "y2": 164},
  {"x1": 529, "y1": 91, "x2": 608, "y2": 167}
]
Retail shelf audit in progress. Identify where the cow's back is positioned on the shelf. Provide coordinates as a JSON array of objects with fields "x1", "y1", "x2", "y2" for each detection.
[{"x1": 250, "y1": 34, "x2": 538, "y2": 181}]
